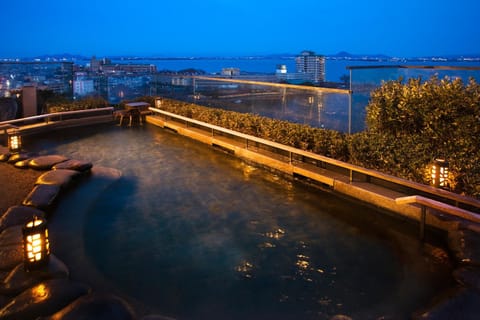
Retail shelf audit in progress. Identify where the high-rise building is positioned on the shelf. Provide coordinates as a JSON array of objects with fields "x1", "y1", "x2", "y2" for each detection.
[{"x1": 295, "y1": 50, "x2": 325, "y2": 83}]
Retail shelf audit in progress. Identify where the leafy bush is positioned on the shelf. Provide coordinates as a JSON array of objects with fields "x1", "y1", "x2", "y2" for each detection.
[
  {"x1": 47, "y1": 96, "x2": 109, "y2": 113},
  {"x1": 147, "y1": 97, "x2": 350, "y2": 161},
  {"x1": 359, "y1": 76, "x2": 480, "y2": 197}
]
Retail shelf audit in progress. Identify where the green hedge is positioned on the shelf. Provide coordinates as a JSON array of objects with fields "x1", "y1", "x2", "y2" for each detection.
[
  {"x1": 47, "y1": 97, "x2": 109, "y2": 113},
  {"x1": 360, "y1": 76, "x2": 480, "y2": 198},
  {"x1": 141, "y1": 97, "x2": 349, "y2": 161}
]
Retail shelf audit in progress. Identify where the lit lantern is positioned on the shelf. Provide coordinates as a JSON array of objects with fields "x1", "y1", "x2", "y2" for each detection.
[
  {"x1": 431, "y1": 158, "x2": 449, "y2": 189},
  {"x1": 23, "y1": 217, "x2": 50, "y2": 271},
  {"x1": 8, "y1": 130, "x2": 22, "y2": 153}
]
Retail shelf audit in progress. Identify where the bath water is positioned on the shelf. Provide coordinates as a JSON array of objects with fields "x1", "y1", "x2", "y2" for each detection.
[{"x1": 29, "y1": 124, "x2": 452, "y2": 319}]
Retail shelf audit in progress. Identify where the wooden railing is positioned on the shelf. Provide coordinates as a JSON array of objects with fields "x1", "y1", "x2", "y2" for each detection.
[
  {"x1": 396, "y1": 195, "x2": 480, "y2": 239},
  {"x1": 0, "y1": 107, "x2": 114, "y2": 126},
  {"x1": 0, "y1": 107, "x2": 114, "y2": 140},
  {"x1": 149, "y1": 106, "x2": 480, "y2": 213}
]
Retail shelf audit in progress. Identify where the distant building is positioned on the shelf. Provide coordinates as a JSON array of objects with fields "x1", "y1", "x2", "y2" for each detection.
[
  {"x1": 90, "y1": 56, "x2": 101, "y2": 72},
  {"x1": 22, "y1": 85, "x2": 37, "y2": 117},
  {"x1": 73, "y1": 79, "x2": 95, "y2": 97},
  {"x1": 73, "y1": 72, "x2": 94, "y2": 98},
  {"x1": 276, "y1": 71, "x2": 316, "y2": 84},
  {"x1": 171, "y1": 77, "x2": 192, "y2": 86},
  {"x1": 276, "y1": 63, "x2": 316, "y2": 84},
  {"x1": 221, "y1": 68, "x2": 240, "y2": 77},
  {"x1": 101, "y1": 64, "x2": 157, "y2": 74},
  {"x1": 295, "y1": 50, "x2": 325, "y2": 83},
  {"x1": 276, "y1": 64, "x2": 287, "y2": 75}
]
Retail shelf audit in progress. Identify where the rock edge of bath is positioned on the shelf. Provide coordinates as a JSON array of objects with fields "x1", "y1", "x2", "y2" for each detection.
[{"x1": 0, "y1": 149, "x2": 170, "y2": 320}]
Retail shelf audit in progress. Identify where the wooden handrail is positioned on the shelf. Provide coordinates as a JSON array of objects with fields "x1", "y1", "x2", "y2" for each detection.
[
  {"x1": 0, "y1": 107, "x2": 114, "y2": 126},
  {"x1": 193, "y1": 76, "x2": 350, "y2": 94},
  {"x1": 396, "y1": 195, "x2": 480, "y2": 223},
  {"x1": 149, "y1": 106, "x2": 480, "y2": 211}
]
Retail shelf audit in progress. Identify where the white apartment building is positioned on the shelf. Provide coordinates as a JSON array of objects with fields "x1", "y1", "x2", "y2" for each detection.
[
  {"x1": 295, "y1": 50, "x2": 326, "y2": 83},
  {"x1": 73, "y1": 78, "x2": 95, "y2": 97}
]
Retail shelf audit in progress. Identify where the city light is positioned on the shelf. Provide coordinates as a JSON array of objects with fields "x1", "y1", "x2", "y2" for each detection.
[
  {"x1": 22, "y1": 217, "x2": 51, "y2": 271},
  {"x1": 8, "y1": 130, "x2": 22, "y2": 153},
  {"x1": 431, "y1": 158, "x2": 449, "y2": 189}
]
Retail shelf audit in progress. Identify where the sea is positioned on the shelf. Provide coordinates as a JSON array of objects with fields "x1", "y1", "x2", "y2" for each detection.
[{"x1": 109, "y1": 56, "x2": 480, "y2": 82}]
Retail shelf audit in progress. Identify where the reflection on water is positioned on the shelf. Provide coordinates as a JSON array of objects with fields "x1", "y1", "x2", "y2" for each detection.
[{"x1": 30, "y1": 125, "x2": 452, "y2": 319}]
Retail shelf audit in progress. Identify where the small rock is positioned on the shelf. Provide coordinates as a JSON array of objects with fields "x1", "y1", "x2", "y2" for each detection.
[
  {"x1": 0, "y1": 152, "x2": 11, "y2": 162},
  {"x1": 23, "y1": 184, "x2": 61, "y2": 211},
  {"x1": 0, "y1": 245, "x2": 23, "y2": 271},
  {"x1": 0, "y1": 278, "x2": 90, "y2": 320},
  {"x1": 53, "y1": 159, "x2": 93, "y2": 173},
  {"x1": 29, "y1": 155, "x2": 69, "y2": 171},
  {"x1": 14, "y1": 159, "x2": 32, "y2": 169},
  {"x1": 43, "y1": 293, "x2": 136, "y2": 320},
  {"x1": 35, "y1": 169, "x2": 82, "y2": 188},
  {"x1": 0, "y1": 225, "x2": 23, "y2": 247},
  {"x1": 0, "y1": 254, "x2": 69, "y2": 296},
  {"x1": 0, "y1": 205, "x2": 45, "y2": 232},
  {"x1": 7, "y1": 153, "x2": 32, "y2": 165}
]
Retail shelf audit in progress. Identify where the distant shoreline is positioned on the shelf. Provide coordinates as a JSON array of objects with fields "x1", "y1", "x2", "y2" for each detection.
[{"x1": 2, "y1": 53, "x2": 480, "y2": 64}]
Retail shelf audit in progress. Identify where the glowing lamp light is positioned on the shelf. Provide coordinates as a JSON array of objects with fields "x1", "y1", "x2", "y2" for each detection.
[
  {"x1": 155, "y1": 97, "x2": 163, "y2": 108},
  {"x1": 8, "y1": 131, "x2": 22, "y2": 153},
  {"x1": 23, "y1": 217, "x2": 50, "y2": 271},
  {"x1": 431, "y1": 158, "x2": 449, "y2": 189}
]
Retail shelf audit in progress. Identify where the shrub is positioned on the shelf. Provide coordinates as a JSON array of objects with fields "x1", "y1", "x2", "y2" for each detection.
[
  {"x1": 47, "y1": 96, "x2": 109, "y2": 113},
  {"x1": 360, "y1": 76, "x2": 480, "y2": 197}
]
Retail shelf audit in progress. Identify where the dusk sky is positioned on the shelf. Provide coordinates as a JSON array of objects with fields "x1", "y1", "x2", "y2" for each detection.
[{"x1": 2, "y1": 0, "x2": 480, "y2": 58}]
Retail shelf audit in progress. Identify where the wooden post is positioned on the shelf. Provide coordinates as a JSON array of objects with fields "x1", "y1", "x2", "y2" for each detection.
[{"x1": 420, "y1": 205, "x2": 426, "y2": 241}]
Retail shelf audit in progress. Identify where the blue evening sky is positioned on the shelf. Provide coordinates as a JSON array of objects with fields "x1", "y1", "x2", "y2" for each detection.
[{"x1": 2, "y1": 0, "x2": 479, "y2": 58}]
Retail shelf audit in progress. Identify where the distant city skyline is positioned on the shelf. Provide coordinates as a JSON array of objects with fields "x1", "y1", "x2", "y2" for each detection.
[{"x1": 2, "y1": 0, "x2": 480, "y2": 59}]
